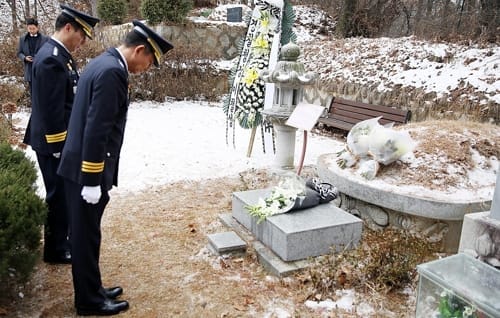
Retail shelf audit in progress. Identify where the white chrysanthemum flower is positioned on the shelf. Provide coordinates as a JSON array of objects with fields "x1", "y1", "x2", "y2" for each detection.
[
  {"x1": 256, "y1": 198, "x2": 267, "y2": 208},
  {"x1": 269, "y1": 200, "x2": 281, "y2": 212},
  {"x1": 463, "y1": 305, "x2": 476, "y2": 317}
]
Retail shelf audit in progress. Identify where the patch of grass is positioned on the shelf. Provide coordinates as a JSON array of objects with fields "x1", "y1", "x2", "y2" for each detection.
[
  {"x1": 200, "y1": 8, "x2": 213, "y2": 18},
  {"x1": 307, "y1": 227, "x2": 440, "y2": 299}
]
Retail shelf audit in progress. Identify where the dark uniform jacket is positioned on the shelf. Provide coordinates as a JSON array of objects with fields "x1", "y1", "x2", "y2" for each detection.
[
  {"x1": 58, "y1": 48, "x2": 129, "y2": 191},
  {"x1": 23, "y1": 38, "x2": 79, "y2": 155},
  {"x1": 17, "y1": 32, "x2": 49, "y2": 82}
]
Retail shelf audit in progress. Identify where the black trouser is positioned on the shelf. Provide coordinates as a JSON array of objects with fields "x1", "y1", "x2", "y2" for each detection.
[
  {"x1": 64, "y1": 179, "x2": 110, "y2": 308},
  {"x1": 36, "y1": 152, "x2": 70, "y2": 257}
]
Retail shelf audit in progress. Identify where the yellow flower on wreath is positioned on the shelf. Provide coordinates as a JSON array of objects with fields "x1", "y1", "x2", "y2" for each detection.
[
  {"x1": 252, "y1": 34, "x2": 269, "y2": 50},
  {"x1": 260, "y1": 11, "x2": 270, "y2": 30},
  {"x1": 242, "y1": 68, "x2": 259, "y2": 86}
]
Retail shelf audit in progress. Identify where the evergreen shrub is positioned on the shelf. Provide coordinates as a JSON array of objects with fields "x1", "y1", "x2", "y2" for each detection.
[
  {"x1": 140, "y1": 0, "x2": 193, "y2": 24},
  {"x1": 0, "y1": 143, "x2": 46, "y2": 286},
  {"x1": 97, "y1": 0, "x2": 127, "y2": 25},
  {"x1": 0, "y1": 115, "x2": 9, "y2": 143}
]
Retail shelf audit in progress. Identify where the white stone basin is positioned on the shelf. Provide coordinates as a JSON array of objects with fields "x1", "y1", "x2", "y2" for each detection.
[{"x1": 317, "y1": 153, "x2": 493, "y2": 221}]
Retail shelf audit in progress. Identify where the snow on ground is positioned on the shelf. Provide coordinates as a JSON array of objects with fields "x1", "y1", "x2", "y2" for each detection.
[
  {"x1": 197, "y1": 4, "x2": 499, "y2": 106},
  {"x1": 14, "y1": 100, "x2": 344, "y2": 197},
  {"x1": 116, "y1": 101, "x2": 344, "y2": 195},
  {"x1": 301, "y1": 37, "x2": 500, "y2": 105},
  {"x1": 6, "y1": 3, "x2": 499, "y2": 316}
]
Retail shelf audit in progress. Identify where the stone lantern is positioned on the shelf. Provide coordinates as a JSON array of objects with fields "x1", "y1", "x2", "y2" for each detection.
[{"x1": 260, "y1": 42, "x2": 316, "y2": 169}]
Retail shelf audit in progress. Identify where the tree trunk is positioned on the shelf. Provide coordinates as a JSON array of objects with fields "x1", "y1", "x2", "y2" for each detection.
[
  {"x1": 441, "y1": 0, "x2": 452, "y2": 32},
  {"x1": 457, "y1": 0, "x2": 465, "y2": 30},
  {"x1": 480, "y1": 0, "x2": 498, "y2": 25},
  {"x1": 415, "y1": 0, "x2": 424, "y2": 21},
  {"x1": 7, "y1": 0, "x2": 19, "y2": 34},
  {"x1": 425, "y1": 0, "x2": 434, "y2": 16},
  {"x1": 88, "y1": 0, "x2": 97, "y2": 16},
  {"x1": 25, "y1": 0, "x2": 30, "y2": 18},
  {"x1": 479, "y1": 0, "x2": 499, "y2": 38},
  {"x1": 338, "y1": 0, "x2": 357, "y2": 37},
  {"x1": 465, "y1": 0, "x2": 476, "y2": 12}
]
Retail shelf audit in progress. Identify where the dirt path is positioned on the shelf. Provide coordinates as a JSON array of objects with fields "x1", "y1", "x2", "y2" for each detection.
[
  {"x1": 5, "y1": 120, "x2": 500, "y2": 317},
  {"x1": 5, "y1": 168, "x2": 414, "y2": 318}
]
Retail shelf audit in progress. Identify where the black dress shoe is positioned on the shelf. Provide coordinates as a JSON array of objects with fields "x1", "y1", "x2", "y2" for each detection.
[
  {"x1": 43, "y1": 251, "x2": 71, "y2": 264},
  {"x1": 76, "y1": 299, "x2": 129, "y2": 316},
  {"x1": 104, "y1": 286, "x2": 123, "y2": 299}
]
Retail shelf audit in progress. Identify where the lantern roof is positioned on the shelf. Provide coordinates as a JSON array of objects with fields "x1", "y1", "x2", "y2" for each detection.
[{"x1": 260, "y1": 42, "x2": 317, "y2": 86}]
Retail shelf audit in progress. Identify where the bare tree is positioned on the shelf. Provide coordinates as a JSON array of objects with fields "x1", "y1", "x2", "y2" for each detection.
[
  {"x1": 5, "y1": 0, "x2": 19, "y2": 33},
  {"x1": 24, "y1": 0, "x2": 30, "y2": 17},
  {"x1": 89, "y1": 0, "x2": 97, "y2": 17},
  {"x1": 441, "y1": 0, "x2": 452, "y2": 31},
  {"x1": 337, "y1": 0, "x2": 358, "y2": 37},
  {"x1": 479, "y1": 0, "x2": 499, "y2": 38},
  {"x1": 292, "y1": 0, "x2": 497, "y2": 40}
]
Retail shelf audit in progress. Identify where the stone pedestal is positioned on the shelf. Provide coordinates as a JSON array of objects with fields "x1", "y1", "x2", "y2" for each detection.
[
  {"x1": 459, "y1": 172, "x2": 500, "y2": 268},
  {"x1": 232, "y1": 188, "x2": 363, "y2": 261},
  {"x1": 274, "y1": 124, "x2": 297, "y2": 169},
  {"x1": 459, "y1": 212, "x2": 500, "y2": 267},
  {"x1": 490, "y1": 171, "x2": 500, "y2": 219}
]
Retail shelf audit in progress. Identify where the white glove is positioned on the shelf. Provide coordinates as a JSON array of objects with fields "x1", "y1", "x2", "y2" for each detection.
[
  {"x1": 53, "y1": 152, "x2": 61, "y2": 159},
  {"x1": 81, "y1": 185, "x2": 101, "y2": 204}
]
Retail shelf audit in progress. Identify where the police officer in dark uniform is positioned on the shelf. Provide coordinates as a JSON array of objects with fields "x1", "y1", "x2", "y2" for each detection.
[
  {"x1": 17, "y1": 17, "x2": 48, "y2": 94},
  {"x1": 23, "y1": 5, "x2": 99, "y2": 264},
  {"x1": 57, "y1": 20, "x2": 173, "y2": 316}
]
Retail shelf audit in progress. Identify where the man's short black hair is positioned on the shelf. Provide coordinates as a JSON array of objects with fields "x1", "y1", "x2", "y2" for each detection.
[
  {"x1": 54, "y1": 14, "x2": 80, "y2": 33},
  {"x1": 123, "y1": 30, "x2": 154, "y2": 55},
  {"x1": 26, "y1": 17, "x2": 38, "y2": 26}
]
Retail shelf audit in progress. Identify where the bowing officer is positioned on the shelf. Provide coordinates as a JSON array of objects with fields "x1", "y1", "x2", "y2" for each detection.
[
  {"x1": 23, "y1": 5, "x2": 99, "y2": 264},
  {"x1": 57, "y1": 20, "x2": 173, "y2": 316}
]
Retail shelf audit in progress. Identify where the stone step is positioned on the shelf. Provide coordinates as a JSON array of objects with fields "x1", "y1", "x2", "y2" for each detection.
[
  {"x1": 207, "y1": 231, "x2": 247, "y2": 255},
  {"x1": 232, "y1": 188, "x2": 363, "y2": 262},
  {"x1": 219, "y1": 213, "x2": 309, "y2": 277}
]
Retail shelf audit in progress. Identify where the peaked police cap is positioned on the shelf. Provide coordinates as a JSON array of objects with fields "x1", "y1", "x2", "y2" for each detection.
[
  {"x1": 132, "y1": 20, "x2": 174, "y2": 66},
  {"x1": 60, "y1": 4, "x2": 99, "y2": 39}
]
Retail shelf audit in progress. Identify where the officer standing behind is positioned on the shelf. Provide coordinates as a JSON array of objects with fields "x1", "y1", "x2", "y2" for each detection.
[
  {"x1": 23, "y1": 5, "x2": 99, "y2": 264},
  {"x1": 57, "y1": 20, "x2": 173, "y2": 316},
  {"x1": 17, "y1": 17, "x2": 48, "y2": 94}
]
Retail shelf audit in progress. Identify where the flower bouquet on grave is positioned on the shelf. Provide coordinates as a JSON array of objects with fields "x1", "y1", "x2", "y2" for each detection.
[
  {"x1": 437, "y1": 290, "x2": 480, "y2": 318},
  {"x1": 246, "y1": 174, "x2": 338, "y2": 223}
]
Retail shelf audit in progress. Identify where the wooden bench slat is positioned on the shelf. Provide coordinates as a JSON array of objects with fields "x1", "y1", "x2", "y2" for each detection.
[
  {"x1": 318, "y1": 117, "x2": 355, "y2": 131},
  {"x1": 330, "y1": 112, "x2": 402, "y2": 127},
  {"x1": 318, "y1": 96, "x2": 411, "y2": 132},
  {"x1": 332, "y1": 107, "x2": 407, "y2": 123},
  {"x1": 334, "y1": 98, "x2": 409, "y2": 116}
]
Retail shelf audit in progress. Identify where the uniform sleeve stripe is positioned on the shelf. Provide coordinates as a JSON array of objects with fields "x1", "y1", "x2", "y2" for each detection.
[
  {"x1": 82, "y1": 167, "x2": 104, "y2": 173},
  {"x1": 45, "y1": 131, "x2": 67, "y2": 143},
  {"x1": 82, "y1": 161, "x2": 105, "y2": 167},
  {"x1": 82, "y1": 161, "x2": 104, "y2": 173}
]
